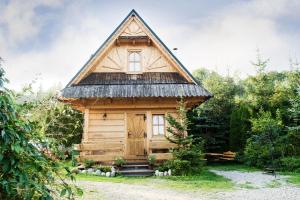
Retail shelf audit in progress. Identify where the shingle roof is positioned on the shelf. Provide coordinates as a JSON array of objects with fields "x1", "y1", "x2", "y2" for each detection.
[
  {"x1": 61, "y1": 84, "x2": 211, "y2": 99},
  {"x1": 77, "y1": 72, "x2": 189, "y2": 85},
  {"x1": 61, "y1": 72, "x2": 212, "y2": 99}
]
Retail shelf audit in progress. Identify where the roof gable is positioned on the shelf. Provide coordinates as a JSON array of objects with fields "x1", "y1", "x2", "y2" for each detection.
[{"x1": 66, "y1": 9, "x2": 199, "y2": 87}]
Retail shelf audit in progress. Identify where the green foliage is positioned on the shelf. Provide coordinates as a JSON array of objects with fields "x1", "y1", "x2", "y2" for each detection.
[
  {"x1": 166, "y1": 160, "x2": 191, "y2": 175},
  {"x1": 229, "y1": 103, "x2": 251, "y2": 152},
  {"x1": 114, "y1": 157, "x2": 126, "y2": 167},
  {"x1": 96, "y1": 165, "x2": 111, "y2": 173},
  {"x1": 165, "y1": 100, "x2": 204, "y2": 175},
  {"x1": 148, "y1": 155, "x2": 156, "y2": 165},
  {"x1": 165, "y1": 99, "x2": 193, "y2": 148},
  {"x1": 83, "y1": 159, "x2": 96, "y2": 168},
  {"x1": 15, "y1": 84, "x2": 83, "y2": 151},
  {"x1": 191, "y1": 68, "x2": 239, "y2": 152},
  {"x1": 286, "y1": 88, "x2": 300, "y2": 156},
  {"x1": 280, "y1": 157, "x2": 300, "y2": 172},
  {"x1": 0, "y1": 66, "x2": 81, "y2": 199},
  {"x1": 244, "y1": 110, "x2": 284, "y2": 167}
]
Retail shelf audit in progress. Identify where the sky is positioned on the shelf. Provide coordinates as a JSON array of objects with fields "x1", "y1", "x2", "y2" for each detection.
[{"x1": 1, "y1": 0, "x2": 300, "y2": 90}]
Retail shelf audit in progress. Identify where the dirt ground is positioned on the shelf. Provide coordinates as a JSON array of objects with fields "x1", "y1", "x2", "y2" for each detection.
[{"x1": 76, "y1": 171, "x2": 300, "y2": 200}]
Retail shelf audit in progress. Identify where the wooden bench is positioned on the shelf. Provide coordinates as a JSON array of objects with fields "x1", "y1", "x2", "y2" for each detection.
[{"x1": 205, "y1": 151, "x2": 236, "y2": 161}]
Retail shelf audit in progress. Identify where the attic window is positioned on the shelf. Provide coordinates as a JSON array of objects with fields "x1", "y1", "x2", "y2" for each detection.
[{"x1": 128, "y1": 51, "x2": 141, "y2": 72}]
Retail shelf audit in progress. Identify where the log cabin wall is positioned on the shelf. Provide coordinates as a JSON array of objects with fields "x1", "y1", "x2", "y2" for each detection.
[{"x1": 77, "y1": 103, "x2": 178, "y2": 163}]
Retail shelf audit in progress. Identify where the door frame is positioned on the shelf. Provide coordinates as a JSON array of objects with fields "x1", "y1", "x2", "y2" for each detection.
[{"x1": 125, "y1": 111, "x2": 147, "y2": 158}]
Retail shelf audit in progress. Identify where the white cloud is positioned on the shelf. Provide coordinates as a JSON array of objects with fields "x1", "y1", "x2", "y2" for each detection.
[
  {"x1": 0, "y1": 0, "x2": 62, "y2": 47},
  {"x1": 157, "y1": 0, "x2": 300, "y2": 77},
  {"x1": 3, "y1": 15, "x2": 111, "y2": 90},
  {"x1": 1, "y1": 0, "x2": 300, "y2": 90}
]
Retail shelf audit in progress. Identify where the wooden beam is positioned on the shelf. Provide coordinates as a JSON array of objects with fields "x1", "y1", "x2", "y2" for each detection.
[{"x1": 83, "y1": 108, "x2": 89, "y2": 142}]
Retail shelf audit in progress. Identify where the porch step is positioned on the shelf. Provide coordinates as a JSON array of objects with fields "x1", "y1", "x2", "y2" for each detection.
[
  {"x1": 119, "y1": 169, "x2": 154, "y2": 176},
  {"x1": 122, "y1": 164, "x2": 149, "y2": 169},
  {"x1": 119, "y1": 161, "x2": 154, "y2": 176}
]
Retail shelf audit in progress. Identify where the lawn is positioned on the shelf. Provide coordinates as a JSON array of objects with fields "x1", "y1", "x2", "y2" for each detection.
[
  {"x1": 206, "y1": 163, "x2": 259, "y2": 172},
  {"x1": 75, "y1": 169, "x2": 234, "y2": 191},
  {"x1": 279, "y1": 172, "x2": 300, "y2": 186}
]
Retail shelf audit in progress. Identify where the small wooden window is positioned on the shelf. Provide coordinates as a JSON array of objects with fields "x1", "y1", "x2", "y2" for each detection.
[
  {"x1": 128, "y1": 51, "x2": 141, "y2": 72},
  {"x1": 152, "y1": 115, "x2": 165, "y2": 136}
]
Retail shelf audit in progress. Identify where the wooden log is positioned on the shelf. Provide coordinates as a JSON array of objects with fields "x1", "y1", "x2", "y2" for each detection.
[{"x1": 150, "y1": 153, "x2": 172, "y2": 160}]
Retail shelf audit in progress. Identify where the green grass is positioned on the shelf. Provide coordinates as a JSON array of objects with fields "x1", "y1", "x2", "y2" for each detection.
[
  {"x1": 265, "y1": 180, "x2": 282, "y2": 188},
  {"x1": 207, "y1": 163, "x2": 260, "y2": 172},
  {"x1": 279, "y1": 172, "x2": 300, "y2": 186},
  {"x1": 238, "y1": 182, "x2": 258, "y2": 189},
  {"x1": 75, "y1": 170, "x2": 234, "y2": 191},
  {"x1": 156, "y1": 170, "x2": 234, "y2": 191}
]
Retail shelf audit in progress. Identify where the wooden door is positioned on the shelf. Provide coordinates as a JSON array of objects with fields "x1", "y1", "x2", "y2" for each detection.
[{"x1": 127, "y1": 113, "x2": 146, "y2": 156}]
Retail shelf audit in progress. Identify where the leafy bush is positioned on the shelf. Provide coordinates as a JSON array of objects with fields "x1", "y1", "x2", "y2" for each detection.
[
  {"x1": 114, "y1": 157, "x2": 126, "y2": 167},
  {"x1": 148, "y1": 155, "x2": 156, "y2": 165},
  {"x1": 166, "y1": 159, "x2": 191, "y2": 175},
  {"x1": 280, "y1": 157, "x2": 300, "y2": 172},
  {"x1": 0, "y1": 66, "x2": 81, "y2": 199},
  {"x1": 83, "y1": 159, "x2": 96, "y2": 168},
  {"x1": 96, "y1": 165, "x2": 111, "y2": 172}
]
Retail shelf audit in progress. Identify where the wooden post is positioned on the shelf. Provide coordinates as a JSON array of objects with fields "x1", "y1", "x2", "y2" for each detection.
[
  {"x1": 124, "y1": 112, "x2": 127, "y2": 157},
  {"x1": 146, "y1": 111, "x2": 152, "y2": 154},
  {"x1": 83, "y1": 108, "x2": 89, "y2": 142}
]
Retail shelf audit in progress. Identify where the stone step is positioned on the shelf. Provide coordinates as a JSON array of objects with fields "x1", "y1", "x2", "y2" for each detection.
[
  {"x1": 122, "y1": 164, "x2": 149, "y2": 169},
  {"x1": 119, "y1": 169, "x2": 154, "y2": 176},
  {"x1": 125, "y1": 161, "x2": 149, "y2": 165}
]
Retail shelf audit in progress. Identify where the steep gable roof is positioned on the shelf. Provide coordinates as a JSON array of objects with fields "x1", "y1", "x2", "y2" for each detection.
[{"x1": 66, "y1": 9, "x2": 199, "y2": 87}]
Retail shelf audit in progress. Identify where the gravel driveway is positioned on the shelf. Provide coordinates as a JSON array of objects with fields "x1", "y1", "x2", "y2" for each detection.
[{"x1": 76, "y1": 171, "x2": 300, "y2": 200}]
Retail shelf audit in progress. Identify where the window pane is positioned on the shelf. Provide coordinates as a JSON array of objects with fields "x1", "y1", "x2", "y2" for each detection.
[
  {"x1": 153, "y1": 115, "x2": 158, "y2": 125},
  {"x1": 134, "y1": 52, "x2": 140, "y2": 61},
  {"x1": 158, "y1": 126, "x2": 164, "y2": 135},
  {"x1": 158, "y1": 115, "x2": 164, "y2": 125},
  {"x1": 134, "y1": 62, "x2": 141, "y2": 71},
  {"x1": 129, "y1": 53, "x2": 135, "y2": 61},
  {"x1": 129, "y1": 62, "x2": 135, "y2": 71},
  {"x1": 153, "y1": 125, "x2": 159, "y2": 135}
]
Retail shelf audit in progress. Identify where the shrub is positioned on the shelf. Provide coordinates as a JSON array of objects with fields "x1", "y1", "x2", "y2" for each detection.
[
  {"x1": 148, "y1": 155, "x2": 156, "y2": 166},
  {"x1": 83, "y1": 159, "x2": 96, "y2": 168},
  {"x1": 114, "y1": 157, "x2": 126, "y2": 167},
  {"x1": 166, "y1": 159, "x2": 191, "y2": 176},
  {"x1": 0, "y1": 66, "x2": 81, "y2": 199},
  {"x1": 96, "y1": 165, "x2": 111, "y2": 172},
  {"x1": 280, "y1": 157, "x2": 300, "y2": 172}
]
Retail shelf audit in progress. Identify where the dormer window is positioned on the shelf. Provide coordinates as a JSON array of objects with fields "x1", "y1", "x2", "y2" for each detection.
[{"x1": 128, "y1": 51, "x2": 141, "y2": 72}]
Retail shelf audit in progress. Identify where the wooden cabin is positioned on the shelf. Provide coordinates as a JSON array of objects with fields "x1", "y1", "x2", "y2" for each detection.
[{"x1": 60, "y1": 10, "x2": 211, "y2": 163}]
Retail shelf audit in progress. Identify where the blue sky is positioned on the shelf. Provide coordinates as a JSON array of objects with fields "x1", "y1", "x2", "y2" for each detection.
[{"x1": 1, "y1": 0, "x2": 300, "y2": 90}]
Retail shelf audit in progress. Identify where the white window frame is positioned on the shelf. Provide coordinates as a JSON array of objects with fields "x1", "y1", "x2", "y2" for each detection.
[
  {"x1": 152, "y1": 114, "x2": 165, "y2": 136},
  {"x1": 128, "y1": 50, "x2": 142, "y2": 73}
]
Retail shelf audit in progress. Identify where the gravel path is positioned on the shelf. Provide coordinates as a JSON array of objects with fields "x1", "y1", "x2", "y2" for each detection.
[
  {"x1": 76, "y1": 181, "x2": 213, "y2": 200},
  {"x1": 76, "y1": 171, "x2": 300, "y2": 200},
  {"x1": 211, "y1": 170, "x2": 300, "y2": 200},
  {"x1": 210, "y1": 170, "x2": 288, "y2": 187}
]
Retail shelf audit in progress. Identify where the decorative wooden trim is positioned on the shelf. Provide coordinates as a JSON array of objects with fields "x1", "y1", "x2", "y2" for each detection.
[{"x1": 68, "y1": 11, "x2": 196, "y2": 86}]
